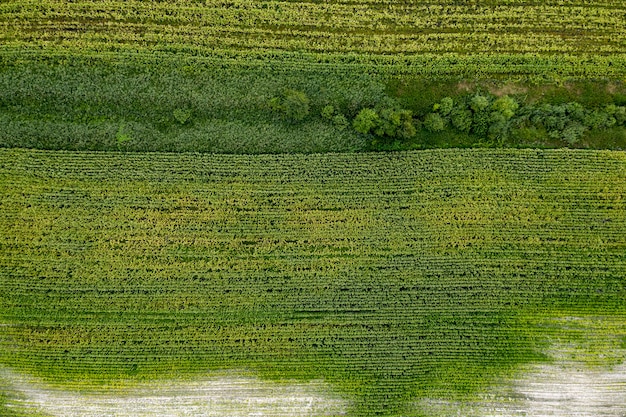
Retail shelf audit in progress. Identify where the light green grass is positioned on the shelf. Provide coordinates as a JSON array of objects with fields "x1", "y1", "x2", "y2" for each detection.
[{"x1": 0, "y1": 148, "x2": 624, "y2": 415}]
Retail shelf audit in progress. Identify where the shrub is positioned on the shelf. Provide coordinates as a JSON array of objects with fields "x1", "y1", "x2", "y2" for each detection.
[
  {"x1": 614, "y1": 106, "x2": 626, "y2": 125},
  {"x1": 173, "y1": 108, "x2": 192, "y2": 125},
  {"x1": 332, "y1": 114, "x2": 349, "y2": 130},
  {"x1": 321, "y1": 105, "x2": 335, "y2": 120},
  {"x1": 561, "y1": 122, "x2": 587, "y2": 145},
  {"x1": 450, "y1": 107, "x2": 473, "y2": 132},
  {"x1": 471, "y1": 111, "x2": 491, "y2": 137},
  {"x1": 470, "y1": 94, "x2": 490, "y2": 112},
  {"x1": 492, "y1": 95, "x2": 519, "y2": 119},
  {"x1": 583, "y1": 110, "x2": 615, "y2": 130},
  {"x1": 270, "y1": 89, "x2": 311, "y2": 122},
  {"x1": 424, "y1": 113, "x2": 446, "y2": 132},
  {"x1": 393, "y1": 109, "x2": 417, "y2": 139},
  {"x1": 282, "y1": 89, "x2": 310, "y2": 122},
  {"x1": 374, "y1": 108, "x2": 416, "y2": 139},
  {"x1": 563, "y1": 102, "x2": 586, "y2": 122},
  {"x1": 115, "y1": 125, "x2": 132, "y2": 150},
  {"x1": 353, "y1": 108, "x2": 379, "y2": 134},
  {"x1": 488, "y1": 112, "x2": 509, "y2": 141},
  {"x1": 434, "y1": 97, "x2": 454, "y2": 116}
]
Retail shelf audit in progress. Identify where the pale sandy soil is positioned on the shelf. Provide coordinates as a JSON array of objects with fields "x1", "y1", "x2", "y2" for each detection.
[{"x1": 0, "y1": 369, "x2": 349, "y2": 417}]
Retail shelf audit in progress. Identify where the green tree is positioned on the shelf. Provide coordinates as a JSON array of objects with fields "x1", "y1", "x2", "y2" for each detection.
[
  {"x1": 434, "y1": 97, "x2": 454, "y2": 116},
  {"x1": 353, "y1": 108, "x2": 380, "y2": 134},
  {"x1": 450, "y1": 107, "x2": 473, "y2": 132},
  {"x1": 332, "y1": 114, "x2": 349, "y2": 130},
  {"x1": 282, "y1": 89, "x2": 310, "y2": 122},
  {"x1": 492, "y1": 95, "x2": 518, "y2": 119},
  {"x1": 321, "y1": 105, "x2": 335, "y2": 120},
  {"x1": 561, "y1": 122, "x2": 587, "y2": 145},
  {"x1": 423, "y1": 113, "x2": 446, "y2": 132},
  {"x1": 470, "y1": 94, "x2": 490, "y2": 112},
  {"x1": 270, "y1": 89, "x2": 311, "y2": 122}
]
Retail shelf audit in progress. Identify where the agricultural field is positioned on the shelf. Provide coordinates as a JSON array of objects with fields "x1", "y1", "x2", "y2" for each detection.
[
  {"x1": 1, "y1": 0, "x2": 626, "y2": 77},
  {"x1": 1, "y1": 148, "x2": 625, "y2": 416}
]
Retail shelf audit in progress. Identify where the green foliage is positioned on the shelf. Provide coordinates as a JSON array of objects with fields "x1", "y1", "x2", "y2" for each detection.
[
  {"x1": 423, "y1": 112, "x2": 446, "y2": 132},
  {"x1": 434, "y1": 97, "x2": 454, "y2": 116},
  {"x1": 471, "y1": 110, "x2": 491, "y2": 137},
  {"x1": 374, "y1": 108, "x2": 416, "y2": 140},
  {"x1": 173, "y1": 108, "x2": 192, "y2": 125},
  {"x1": 561, "y1": 122, "x2": 587, "y2": 145},
  {"x1": 492, "y1": 95, "x2": 519, "y2": 119},
  {"x1": 353, "y1": 108, "x2": 379, "y2": 134},
  {"x1": 271, "y1": 89, "x2": 311, "y2": 122},
  {"x1": 115, "y1": 124, "x2": 132, "y2": 150},
  {"x1": 321, "y1": 105, "x2": 336, "y2": 120},
  {"x1": 332, "y1": 114, "x2": 349, "y2": 131},
  {"x1": 450, "y1": 106, "x2": 473, "y2": 133},
  {"x1": 0, "y1": 57, "x2": 624, "y2": 155},
  {"x1": 583, "y1": 110, "x2": 616, "y2": 130},
  {"x1": 614, "y1": 106, "x2": 626, "y2": 125},
  {"x1": 470, "y1": 95, "x2": 491, "y2": 112},
  {"x1": 487, "y1": 111, "x2": 509, "y2": 142}
]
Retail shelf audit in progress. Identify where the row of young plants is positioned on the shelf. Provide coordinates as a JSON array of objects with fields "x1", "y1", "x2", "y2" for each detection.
[{"x1": 1, "y1": 148, "x2": 625, "y2": 415}]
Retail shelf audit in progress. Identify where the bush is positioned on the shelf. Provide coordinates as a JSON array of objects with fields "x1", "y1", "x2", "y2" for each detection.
[
  {"x1": 332, "y1": 114, "x2": 349, "y2": 130},
  {"x1": 321, "y1": 105, "x2": 335, "y2": 120},
  {"x1": 561, "y1": 122, "x2": 587, "y2": 145},
  {"x1": 282, "y1": 89, "x2": 311, "y2": 122},
  {"x1": 614, "y1": 106, "x2": 626, "y2": 125},
  {"x1": 564, "y1": 102, "x2": 586, "y2": 122},
  {"x1": 450, "y1": 106, "x2": 473, "y2": 132},
  {"x1": 488, "y1": 112, "x2": 509, "y2": 141},
  {"x1": 392, "y1": 110, "x2": 417, "y2": 139},
  {"x1": 373, "y1": 108, "x2": 416, "y2": 139},
  {"x1": 434, "y1": 97, "x2": 454, "y2": 116},
  {"x1": 471, "y1": 111, "x2": 491, "y2": 137},
  {"x1": 353, "y1": 108, "x2": 379, "y2": 134},
  {"x1": 583, "y1": 110, "x2": 615, "y2": 130},
  {"x1": 470, "y1": 94, "x2": 490, "y2": 112},
  {"x1": 492, "y1": 95, "x2": 518, "y2": 119},
  {"x1": 424, "y1": 113, "x2": 446, "y2": 132},
  {"x1": 173, "y1": 108, "x2": 192, "y2": 125},
  {"x1": 270, "y1": 89, "x2": 311, "y2": 122}
]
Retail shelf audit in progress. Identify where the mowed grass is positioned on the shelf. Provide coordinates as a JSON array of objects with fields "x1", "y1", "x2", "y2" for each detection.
[{"x1": 0, "y1": 148, "x2": 625, "y2": 415}]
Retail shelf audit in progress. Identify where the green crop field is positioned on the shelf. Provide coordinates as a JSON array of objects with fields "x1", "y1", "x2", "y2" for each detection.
[
  {"x1": 2, "y1": 0, "x2": 626, "y2": 77},
  {"x1": 1, "y1": 148, "x2": 625, "y2": 416},
  {"x1": 1, "y1": 0, "x2": 626, "y2": 415}
]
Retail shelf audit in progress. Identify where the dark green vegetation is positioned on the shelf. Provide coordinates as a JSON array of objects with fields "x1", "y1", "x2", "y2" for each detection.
[
  {"x1": 1, "y1": 149, "x2": 625, "y2": 415},
  {"x1": 1, "y1": 56, "x2": 625, "y2": 154}
]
